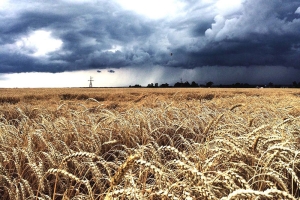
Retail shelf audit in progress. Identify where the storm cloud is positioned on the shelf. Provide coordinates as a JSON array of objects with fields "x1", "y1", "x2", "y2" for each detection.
[{"x1": 1, "y1": 0, "x2": 300, "y2": 85}]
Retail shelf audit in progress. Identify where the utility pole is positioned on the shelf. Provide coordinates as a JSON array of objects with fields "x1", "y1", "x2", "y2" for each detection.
[{"x1": 88, "y1": 76, "x2": 94, "y2": 87}]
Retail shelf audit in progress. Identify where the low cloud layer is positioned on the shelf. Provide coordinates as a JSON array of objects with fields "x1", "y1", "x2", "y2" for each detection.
[{"x1": 1, "y1": 0, "x2": 300, "y2": 84}]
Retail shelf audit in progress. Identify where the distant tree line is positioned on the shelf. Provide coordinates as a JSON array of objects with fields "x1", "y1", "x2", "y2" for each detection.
[
  {"x1": 292, "y1": 81, "x2": 300, "y2": 88},
  {"x1": 129, "y1": 84, "x2": 142, "y2": 88},
  {"x1": 142, "y1": 81, "x2": 214, "y2": 88},
  {"x1": 129, "y1": 81, "x2": 300, "y2": 88}
]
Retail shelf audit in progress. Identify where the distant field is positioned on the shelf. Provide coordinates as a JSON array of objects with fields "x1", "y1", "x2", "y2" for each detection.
[
  {"x1": 1, "y1": 87, "x2": 299, "y2": 109},
  {"x1": 1, "y1": 88, "x2": 300, "y2": 199}
]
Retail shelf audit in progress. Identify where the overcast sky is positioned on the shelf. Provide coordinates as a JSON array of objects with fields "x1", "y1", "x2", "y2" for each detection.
[{"x1": 1, "y1": 0, "x2": 300, "y2": 87}]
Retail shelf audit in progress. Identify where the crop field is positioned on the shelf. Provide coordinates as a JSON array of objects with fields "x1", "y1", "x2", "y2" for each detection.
[{"x1": 1, "y1": 88, "x2": 300, "y2": 199}]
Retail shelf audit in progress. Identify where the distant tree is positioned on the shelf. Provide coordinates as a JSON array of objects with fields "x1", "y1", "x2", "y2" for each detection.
[
  {"x1": 234, "y1": 82, "x2": 241, "y2": 88},
  {"x1": 132, "y1": 84, "x2": 142, "y2": 88},
  {"x1": 244, "y1": 83, "x2": 250, "y2": 88},
  {"x1": 183, "y1": 81, "x2": 191, "y2": 87},
  {"x1": 174, "y1": 82, "x2": 182, "y2": 87},
  {"x1": 160, "y1": 83, "x2": 169, "y2": 88},
  {"x1": 230, "y1": 82, "x2": 250, "y2": 88},
  {"x1": 147, "y1": 83, "x2": 154, "y2": 87},
  {"x1": 268, "y1": 82, "x2": 274, "y2": 88},
  {"x1": 206, "y1": 81, "x2": 213, "y2": 87},
  {"x1": 293, "y1": 81, "x2": 300, "y2": 88},
  {"x1": 173, "y1": 81, "x2": 198, "y2": 87},
  {"x1": 293, "y1": 81, "x2": 298, "y2": 87},
  {"x1": 191, "y1": 81, "x2": 199, "y2": 87}
]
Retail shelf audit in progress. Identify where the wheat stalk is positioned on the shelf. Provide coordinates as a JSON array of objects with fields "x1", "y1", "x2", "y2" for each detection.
[{"x1": 45, "y1": 168, "x2": 93, "y2": 200}]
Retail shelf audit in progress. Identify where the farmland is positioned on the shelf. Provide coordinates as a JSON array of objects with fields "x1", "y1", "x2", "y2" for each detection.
[{"x1": 0, "y1": 88, "x2": 300, "y2": 199}]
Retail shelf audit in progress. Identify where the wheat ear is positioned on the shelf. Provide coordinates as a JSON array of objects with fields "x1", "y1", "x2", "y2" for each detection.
[
  {"x1": 264, "y1": 188, "x2": 296, "y2": 200},
  {"x1": 62, "y1": 152, "x2": 102, "y2": 163},
  {"x1": 252, "y1": 135, "x2": 262, "y2": 152},
  {"x1": 110, "y1": 153, "x2": 140, "y2": 186},
  {"x1": 220, "y1": 189, "x2": 272, "y2": 200},
  {"x1": 229, "y1": 104, "x2": 243, "y2": 111}
]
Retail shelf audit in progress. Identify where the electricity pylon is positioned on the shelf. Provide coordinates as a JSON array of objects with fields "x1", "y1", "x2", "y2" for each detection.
[{"x1": 88, "y1": 76, "x2": 94, "y2": 87}]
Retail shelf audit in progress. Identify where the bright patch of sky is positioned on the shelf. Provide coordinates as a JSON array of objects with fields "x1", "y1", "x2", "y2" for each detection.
[
  {"x1": 114, "y1": 0, "x2": 186, "y2": 19},
  {"x1": 61, "y1": 0, "x2": 98, "y2": 4},
  {"x1": 0, "y1": 69, "x2": 150, "y2": 88},
  {"x1": 215, "y1": 0, "x2": 243, "y2": 16},
  {"x1": 107, "y1": 45, "x2": 123, "y2": 53},
  {"x1": 0, "y1": 0, "x2": 9, "y2": 10},
  {"x1": 15, "y1": 30, "x2": 63, "y2": 57}
]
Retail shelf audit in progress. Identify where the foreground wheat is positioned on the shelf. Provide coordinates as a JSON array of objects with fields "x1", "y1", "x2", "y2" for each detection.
[{"x1": 0, "y1": 90, "x2": 300, "y2": 199}]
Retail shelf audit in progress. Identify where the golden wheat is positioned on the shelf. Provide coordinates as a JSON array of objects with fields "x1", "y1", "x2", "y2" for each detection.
[{"x1": 0, "y1": 88, "x2": 300, "y2": 199}]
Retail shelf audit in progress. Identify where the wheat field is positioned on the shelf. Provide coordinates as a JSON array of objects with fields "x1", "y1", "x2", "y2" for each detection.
[{"x1": 0, "y1": 88, "x2": 300, "y2": 199}]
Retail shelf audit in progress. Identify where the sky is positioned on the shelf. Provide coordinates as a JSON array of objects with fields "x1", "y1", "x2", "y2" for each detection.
[{"x1": 1, "y1": 0, "x2": 300, "y2": 87}]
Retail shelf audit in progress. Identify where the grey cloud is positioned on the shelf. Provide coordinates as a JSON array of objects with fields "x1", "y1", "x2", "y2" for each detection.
[
  {"x1": 0, "y1": 51, "x2": 71, "y2": 73},
  {"x1": 169, "y1": 0, "x2": 300, "y2": 68},
  {"x1": 0, "y1": 0, "x2": 158, "y2": 72}
]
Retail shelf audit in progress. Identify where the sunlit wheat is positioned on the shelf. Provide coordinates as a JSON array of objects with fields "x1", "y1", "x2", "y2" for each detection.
[{"x1": 0, "y1": 88, "x2": 300, "y2": 199}]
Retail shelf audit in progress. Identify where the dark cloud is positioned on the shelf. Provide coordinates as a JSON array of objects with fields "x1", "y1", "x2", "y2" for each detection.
[
  {"x1": 1, "y1": 0, "x2": 300, "y2": 84},
  {"x1": 167, "y1": 0, "x2": 300, "y2": 69}
]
